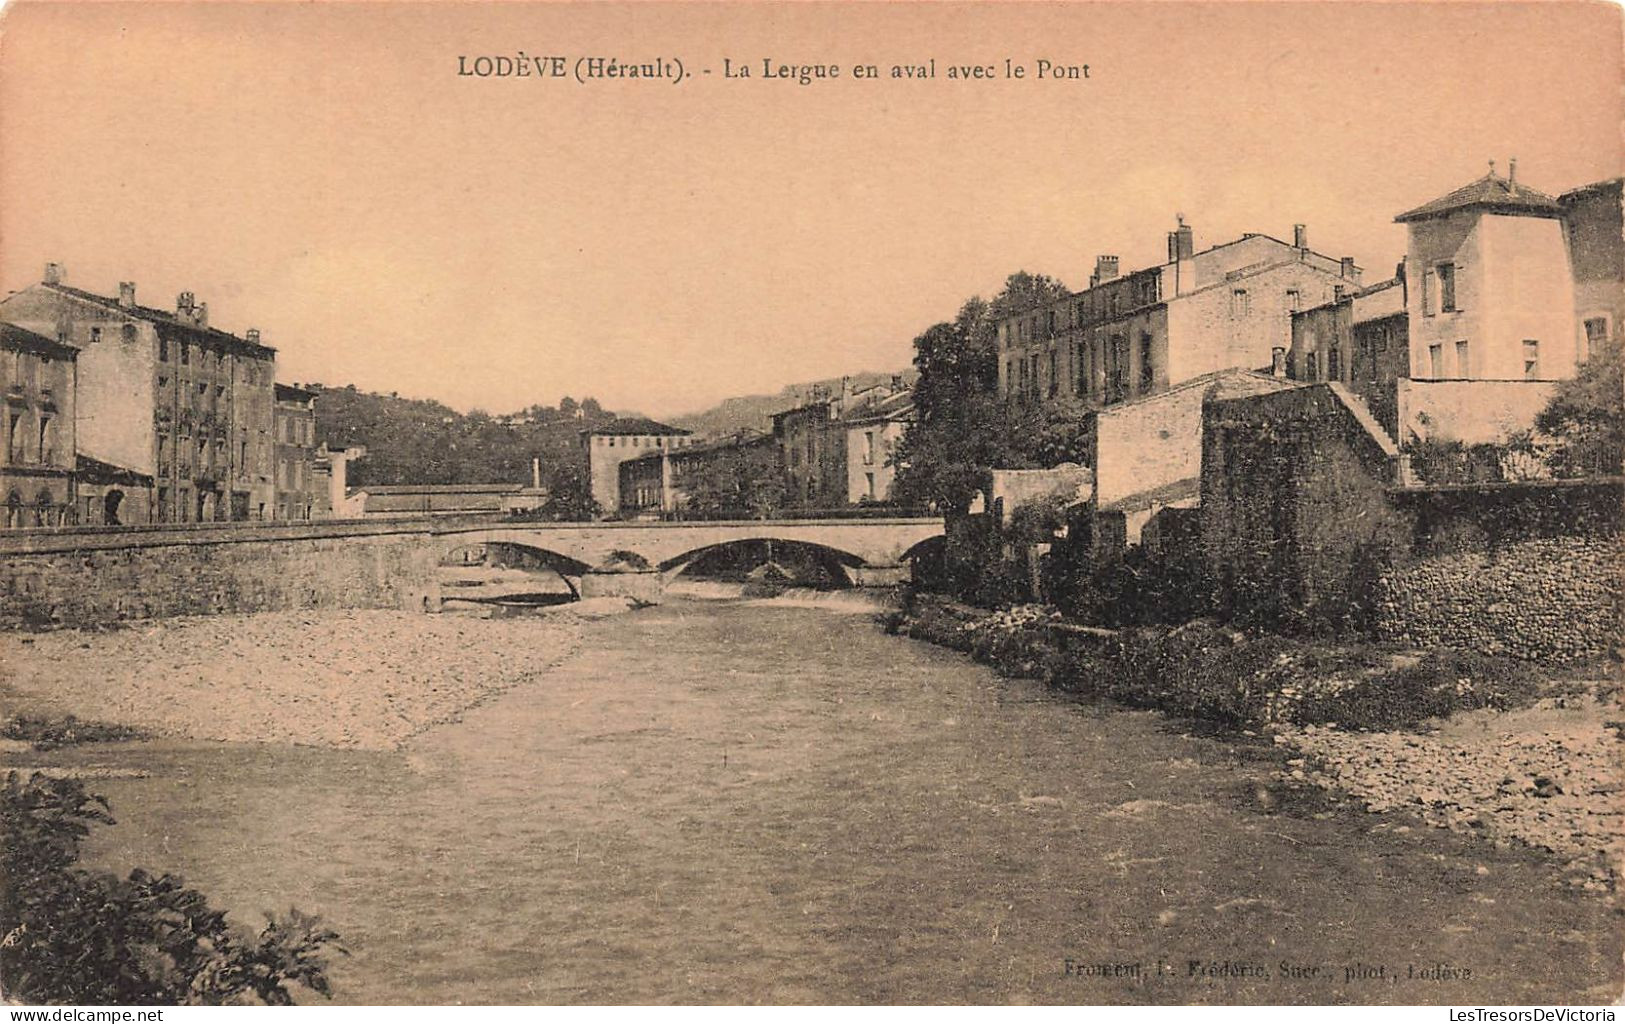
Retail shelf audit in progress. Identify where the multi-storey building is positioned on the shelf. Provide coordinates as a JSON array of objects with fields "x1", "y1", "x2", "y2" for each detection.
[
  {"x1": 1, "y1": 322, "x2": 77, "y2": 527},
  {"x1": 1559, "y1": 177, "x2": 1624, "y2": 358},
  {"x1": 1396, "y1": 162, "x2": 1577, "y2": 382},
  {"x1": 1288, "y1": 274, "x2": 1410, "y2": 434},
  {"x1": 773, "y1": 396, "x2": 846, "y2": 508},
  {"x1": 840, "y1": 387, "x2": 914, "y2": 503},
  {"x1": 773, "y1": 377, "x2": 913, "y2": 508},
  {"x1": 618, "y1": 429, "x2": 779, "y2": 517},
  {"x1": 580, "y1": 417, "x2": 693, "y2": 513},
  {"x1": 997, "y1": 221, "x2": 1361, "y2": 408},
  {"x1": 273, "y1": 383, "x2": 319, "y2": 519},
  {"x1": 0, "y1": 265, "x2": 278, "y2": 523}
]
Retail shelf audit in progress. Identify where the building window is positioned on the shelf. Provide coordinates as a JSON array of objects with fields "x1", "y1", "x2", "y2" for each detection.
[
  {"x1": 865, "y1": 472, "x2": 876, "y2": 500},
  {"x1": 89, "y1": 327, "x2": 102, "y2": 344},
  {"x1": 1429, "y1": 344, "x2": 1443, "y2": 378},
  {"x1": 863, "y1": 430, "x2": 876, "y2": 465},
  {"x1": 1523, "y1": 340, "x2": 1540, "y2": 380},
  {"x1": 180, "y1": 340, "x2": 189, "y2": 366},
  {"x1": 1048, "y1": 350, "x2": 1058, "y2": 398},
  {"x1": 1437, "y1": 263, "x2": 1457, "y2": 312},
  {"x1": 37, "y1": 415, "x2": 50, "y2": 464},
  {"x1": 1422, "y1": 270, "x2": 1434, "y2": 316},
  {"x1": 1231, "y1": 289, "x2": 1250, "y2": 316},
  {"x1": 1046, "y1": 310, "x2": 1057, "y2": 337},
  {"x1": 1139, "y1": 333, "x2": 1154, "y2": 391},
  {"x1": 6, "y1": 412, "x2": 21, "y2": 463},
  {"x1": 1286, "y1": 289, "x2": 1300, "y2": 312},
  {"x1": 1455, "y1": 340, "x2": 1470, "y2": 377},
  {"x1": 122, "y1": 323, "x2": 136, "y2": 343},
  {"x1": 1327, "y1": 347, "x2": 1341, "y2": 381},
  {"x1": 1583, "y1": 317, "x2": 1609, "y2": 360}
]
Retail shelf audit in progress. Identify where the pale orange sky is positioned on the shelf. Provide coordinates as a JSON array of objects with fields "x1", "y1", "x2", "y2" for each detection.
[{"x1": 1, "y1": 1, "x2": 1620, "y2": 418}]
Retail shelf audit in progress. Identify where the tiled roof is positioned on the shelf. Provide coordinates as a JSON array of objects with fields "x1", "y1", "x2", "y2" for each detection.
[
  {"x1": 1559, "y1": 177, "x2": 1624, "y2": 204},
  {"x1": 274, "y1": 383, "x2": 318, "y2": 403},
  {"x1": 1098, "y1": 475, "x2": 1200, "y2": 514},
  {"x1": 1395, "y1": 172, "x2": 1562, "y2": 223},
  {"x1": 75, "y1": 454, "x2": 154, "y2": 485},
  {"x1": 0, "y1": 322, "x2": 77, "y2": 360},
  {"x1": 41, "y1": 283, "x2": 277, "y2": 359},
  {"x1": 583, "y1": 416, "x2": 690, "y2": 437}
]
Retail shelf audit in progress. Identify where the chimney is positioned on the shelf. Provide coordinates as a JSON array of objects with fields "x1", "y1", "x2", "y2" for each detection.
[
  {"x1": 1293, "y1": 224, "x2": 1308, "y2": 249},
  {"x1": 1175, "y1": 217, "x2": 1194, "y2": 261},
  {"x1": 1508, "y1": 157, "x2": 1517, "y2": 186},
  {"x1": 1271, "y1": 346, "x2": 1286, "y2": 378},
  {"x1": 1340, "y1": 256, "x2": 1356, "y2": 280},
  {"x1": 890, "y1": 374, "x2": 903, "y2": 390},
  {"x1": 118, "y1": 282, "x2": 136, "y2": 309},
  {"x1": 1167, "y1": 231, "x2": 1180, "y2": 264},
  {"x1": 1092, "y1": 255, "x2": 1119, "y2": 288},
  {"x1": 42, "y1": 262, "x2": 62, "y2": 286},
  {"x1": 193, "y1": 301, "x2": 208, "y2": 328},
  {"x1": 176, "y1": 291, "x2": 194, "y2": 315},
  {"x1": 245, "y1": 328, "x2": 261, "y2": 344},
  {"x1": 531, "y1": 456, "x2": 541, "y2": 490}
]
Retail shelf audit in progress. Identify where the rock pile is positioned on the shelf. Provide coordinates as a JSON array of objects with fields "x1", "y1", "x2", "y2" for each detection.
[
  {"x1": 0, "y1": 608, "x2": 588, "y2": 750},
  {"x1": 1276, "y1": 694, "x2": 1623, "y2": 887}
]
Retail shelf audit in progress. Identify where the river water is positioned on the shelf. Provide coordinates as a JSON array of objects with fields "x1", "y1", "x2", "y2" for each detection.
[{"x1": 53, "y1": 599, "x2": 1622, "y2": 1004}]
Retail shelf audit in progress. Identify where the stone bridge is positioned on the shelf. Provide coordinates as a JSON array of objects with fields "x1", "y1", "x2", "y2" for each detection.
[
  {"x1": 0, "y1": 514, "x2": 945, "y2": 626},
  {"x1": 432, "y1": 518, "x2": 944, "y2": 598}
]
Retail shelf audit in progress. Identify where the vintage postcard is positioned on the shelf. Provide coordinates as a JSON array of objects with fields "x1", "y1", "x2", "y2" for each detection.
[{"x1": 0, "y1": 0, "x2": 1621, "y2": 1009}]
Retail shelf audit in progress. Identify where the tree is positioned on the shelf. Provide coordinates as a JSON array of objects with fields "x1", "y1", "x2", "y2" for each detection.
[
  {"x1": 1535, "y1": 339, "x2": 1624, "y2": 478},
  {"x1": 892, "y1": 272, "x2": 1071, "y2": 512},
  {"x1": 537, "y1": 462, "x2": 600, "y2": 521},
  {"x1": 680, "y1": 443, "x2": 787, "y2": 519},
  {"x1": 1, "y1": 773, "x2": 343, "y2": 1005}
]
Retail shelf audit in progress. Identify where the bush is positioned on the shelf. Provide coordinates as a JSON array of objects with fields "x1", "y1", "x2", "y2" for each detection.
[
  {"x1": 1, "y1": 772, "x2": 344, "y2": 1005},
  {"x1": 2, "y1": 715, "x2": 145, "y2": 751},
  {"x1": 893, "y1": 601, "x2": 1551, "y2": 733}
]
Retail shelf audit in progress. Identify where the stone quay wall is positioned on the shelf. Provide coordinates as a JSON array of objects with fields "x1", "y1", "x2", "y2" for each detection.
[
  {"x1": 1374, "y1": 536, "x2": 1622, "y2": 663},
  {"x1": 0, "y1": 518, "x2": 445, "y2": 628}
]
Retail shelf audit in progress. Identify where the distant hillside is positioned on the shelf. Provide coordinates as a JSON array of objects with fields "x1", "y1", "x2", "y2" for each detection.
[
  {"x1": 311, "y1": 384, "x2": 617, "y2": 487},
  {"x1": 670, "y1": 369, "x2": 917, "y2": 438}
]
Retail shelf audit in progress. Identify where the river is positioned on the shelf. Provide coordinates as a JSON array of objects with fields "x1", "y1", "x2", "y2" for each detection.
[{"x1": 42, "y1": 598, "x2": 1623, "y2": 1004}]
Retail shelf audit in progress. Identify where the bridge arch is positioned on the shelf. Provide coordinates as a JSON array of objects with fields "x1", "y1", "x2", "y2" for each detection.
[
  {"x1": 658, "y1": 537, "x2": 865, "y2": 586},
  {"x1": 434, "y1": 538, "x2": 595, "y2": 605}
]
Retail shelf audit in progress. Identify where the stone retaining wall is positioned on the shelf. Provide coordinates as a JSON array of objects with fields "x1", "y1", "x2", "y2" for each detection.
[
  {"x1": 0, "y1": 529, "x2": 439, "y2": 628},
  {"x1": 1374, "y1": 537, "x2": 1622, "y2": 662}
]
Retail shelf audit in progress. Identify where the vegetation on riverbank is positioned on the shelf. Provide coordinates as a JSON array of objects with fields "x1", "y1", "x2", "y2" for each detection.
[
  {"x1": 2, "y1": 714, "x2": 146, "y2": 751},
  {"x1": 884, "y1": 594, "x2": 1553, "y2": 732},
  {"x1": 1, "y1": 772, "x2": 343, "y2": 1005}
]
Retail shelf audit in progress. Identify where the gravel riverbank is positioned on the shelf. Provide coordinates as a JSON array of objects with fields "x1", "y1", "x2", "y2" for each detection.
[
  {"x1": 0, "y1": 606, "x2": 602, "y2": 750},
  {"x1": 1276, "y1": 693, "x2": 1623, "y2": 884}
]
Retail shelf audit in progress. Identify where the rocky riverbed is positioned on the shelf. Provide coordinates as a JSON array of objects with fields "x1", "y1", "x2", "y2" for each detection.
[
  {"x1": 1276, "y1": 692, "x2": 1623, "y2": 887},
  {"x1": 0, "y1": 605, "x2": 609, "y2": 750}
]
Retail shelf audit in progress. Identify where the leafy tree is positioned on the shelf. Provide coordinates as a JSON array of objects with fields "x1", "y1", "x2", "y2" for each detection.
[
  {"x1": 536, "y1": 461, "x2": 601, "y2": 521},
  {"x1": 1, "y1": 773, "x2": 343, "y2": 1005},
  {"x1": 680, "y1": 443, "x2": 787, "y2": 519},
  {"x1": 1536, "y1": 339, "x2": 1624, "y2": 477},
  {"x1": 893, "y1": 272, "x2": 1071, "y2": 512}
]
